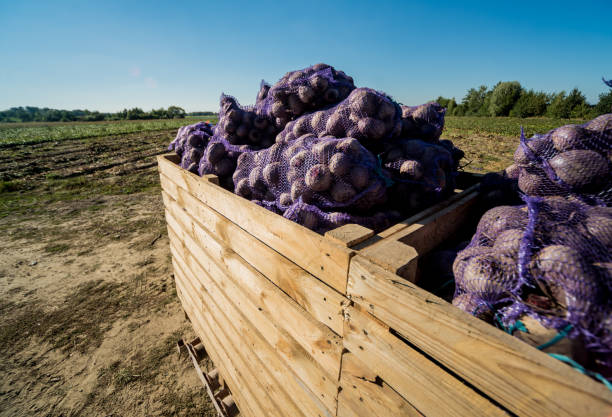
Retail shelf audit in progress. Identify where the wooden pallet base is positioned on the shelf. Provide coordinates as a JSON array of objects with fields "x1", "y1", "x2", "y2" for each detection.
[{"x1": 178, "y1": 337, "x2": 240, "y2": 417}]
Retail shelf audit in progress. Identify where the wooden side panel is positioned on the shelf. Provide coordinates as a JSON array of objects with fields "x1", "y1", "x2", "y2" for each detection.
[
  {"x1": 173, "y1": 245, "x2": 335, "y2": 417},
  {"x1": 347, "y1": 255, "x2": 612, "y2": 417},
  {"x1": 343, "y1": 306, "x2": 507, "y2": 416},
  {"x1": 160, "y1": 173, "x2": 347, "y2": 335},
  {"x1": 158, "y1": 154, "x2": 353, "y2": 293},
  {"x1": 338, "y1": 352, "x2": 423, "y2": 417},
  {"x1": 164, "y1": 201, "x2": 340, "y2": 412}
]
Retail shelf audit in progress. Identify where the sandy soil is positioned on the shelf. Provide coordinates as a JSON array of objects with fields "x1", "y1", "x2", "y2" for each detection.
[{"x1": 0, "y1": 131, "x2": 216, "y2": 416}]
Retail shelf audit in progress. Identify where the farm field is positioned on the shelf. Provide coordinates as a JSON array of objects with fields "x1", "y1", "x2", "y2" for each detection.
[{"x1": 0, "y1": 116, "x2": 583, "y2": 416}]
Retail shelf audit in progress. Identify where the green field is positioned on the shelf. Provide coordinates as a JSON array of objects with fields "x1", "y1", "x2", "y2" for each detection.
[
  {"x1": 444, "y1": 116, "x2": 587, "y2": 138},
  {"x1": 0, "y1": 117, "x2": 218, "y2": 147}
]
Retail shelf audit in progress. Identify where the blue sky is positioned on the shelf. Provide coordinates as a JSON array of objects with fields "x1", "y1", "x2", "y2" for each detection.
[{"x1": 0, "y1": 0, "x2": 611, "y2": 112}]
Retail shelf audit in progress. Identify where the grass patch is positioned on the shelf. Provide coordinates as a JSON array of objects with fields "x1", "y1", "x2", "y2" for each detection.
[{"x1": 44, "y1": 243, "x2": 70, "y2": 254}]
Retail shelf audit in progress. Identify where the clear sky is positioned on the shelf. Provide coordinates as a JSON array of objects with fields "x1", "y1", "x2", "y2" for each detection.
[{"x1": 1, "y1": 0, "x2": 611, "y2": 112}]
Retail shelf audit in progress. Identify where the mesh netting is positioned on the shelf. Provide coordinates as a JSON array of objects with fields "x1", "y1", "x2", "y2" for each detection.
[
  {"x1": 400, "y1": 102, "x2": 446, "y2": 142},
  {"x1": 453, "y1": 114, "x2": 612, "y2": 381},
  {"x1": 233, "y1": 136, "x2": 388, "y2": 211},
  {"x1": 168, "y1": 121, "x2": 214, "y2": 174},
  {"x1": 198, "y1": 137, "x2": 255, "y2": 190},
  {"x1": 275, "y1": 87, "x2": 403, "y2": 151},
  {"x1": 255, "y1": 63, "x2": 356, "y2": 127},
  {"x1": 214, "y1": 94, "x2": 278, "y2": 148}
]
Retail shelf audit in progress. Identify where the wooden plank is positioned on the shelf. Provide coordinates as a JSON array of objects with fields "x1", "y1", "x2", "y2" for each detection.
[
  {"x1": 172, "y1": 240, "x2": 336, "y2": 417},
  {"x1": 347, "y1": 255, "x2": 612, "y2": 417},
  {"x1": 174, "y1": 257, "x2": 312, "y2": 417},
  {"x1": 160, "y1": 173, "x2": 347, "y2": 335},
  {"x1": 166, "y1": 214, "x2": 340, "y2": 412},
  {"x1": 158, "y1": 154, "x2": 353, "y2": 293},
  {"x1": 163, "y1": 193, "x2": 343, "y2": 375},
  {"x1": 324, "y1": 224, "x2": 374, "y2": 248},
  {"x1": 355, "y1": 239, "x2": 419, "y2": 282},
  {"x1": 174, "y1": 278, "x2": 260, "y2": 417},
  {"x1": 359, "y1": 189, "x2": 478, "y2": 266},
  {"x1": 344, "y1": 305, "x2": 507, "y2": 416},
  {"x1": 338, "y1": 352, "x2": 423, "y2": 417}
]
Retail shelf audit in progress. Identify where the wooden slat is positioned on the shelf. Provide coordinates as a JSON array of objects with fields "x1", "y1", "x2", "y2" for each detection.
[
  {"x1": 158, "y1": 154, "x2": 353, "y2": 293},
  {"x1": 347, "y1": 255, "x2": 612, "y2": 417},
  {"x1": 163, "y1": 192, "x2": 343, "y2": 376},
  {"x1": 324, "y1": 224, "x2": 374, "y2": 248},
  {"x1": 344, "y1": 305, "x2": 507, "y2": 416},
  {"x1": 338, "y1": 352, "x2": 423, "y2": 417},
  {"x1": 174, "y1": 256, "x2": 313, "y2": 417},
  {"x1": 160, "y1": 173, "x2": 347, "y2": 335},
  {"x1": 171, "y1": 239, "x2": 335, "y2": 417},
  {"x1": 174, "y1": 278, "x2": 261, "y2": 417},
  {"x1": 165, "y1": 210, "x2": 340, "y2": 412}
]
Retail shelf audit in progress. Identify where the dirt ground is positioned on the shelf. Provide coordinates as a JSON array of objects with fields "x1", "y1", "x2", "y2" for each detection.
[{"x1": 0, "y1": 131, "x2": 216, "y2": 416}]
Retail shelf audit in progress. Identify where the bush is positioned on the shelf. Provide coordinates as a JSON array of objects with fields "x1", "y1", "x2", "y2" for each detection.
[
  {"x1": 488, "y1": 81, "x2": 522, "y2": 116},
  {"x1": 510, "y1": 90, "x2": 549, "y2": 117}
]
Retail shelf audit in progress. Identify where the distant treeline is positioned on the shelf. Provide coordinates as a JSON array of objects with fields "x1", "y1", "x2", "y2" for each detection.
[
  {"x1": 436, "y1": 80, "x2": 612, "y2": 118},
  {"x1": 0, "y1": 106, "x2": 194, "y2": 123}
]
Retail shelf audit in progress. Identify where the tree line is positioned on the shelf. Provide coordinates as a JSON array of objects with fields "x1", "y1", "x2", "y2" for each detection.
[
  {"x1": 0, "y1": 106, "x2": 189, "y2": 123},
  {"x1": 436, "y1": 80, "x2": 612, "y2": 118}
]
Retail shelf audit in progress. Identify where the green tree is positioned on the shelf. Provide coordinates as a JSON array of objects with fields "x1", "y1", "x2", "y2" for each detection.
[
  {"x1": 167, "y1": 106, "x2": 186, "y2": 119},
  {"x1": 510, "y1": 90, "x2": 549, "y2": 117},
  {"x1": 489, "y1": 81, "x2": 523, "y2": 116},
  {"x1": 595, "y1": 90, "x2": 612, "y2": 115},
  {"x1": 462, "y1": 85, "x2": 489, "y2": 116}
]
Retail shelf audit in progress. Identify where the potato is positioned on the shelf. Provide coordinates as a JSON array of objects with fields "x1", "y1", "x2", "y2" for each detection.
[
  {"x1": 349, "y1": 89, "x2": 378, "y2": 116},
  {"x1": 248, "y1": 167, "x2": 265, "y2": 191},
  {"x1": 287, "y1": 70, "x2": 304, "y2": 83},
  {"x1": 358, "y1": 117, "x2": 385, "y2": 140},
  {"x1": 305, "y1": 164, "x2": 332, "y2": 192},
  {"x1": 235, "y1": 124, "x2": 248, "y2": 138},
  {"x1": 298, "y1": 85, "x2": 315, "y2": 103},
  {"x1": 206, "y1": 142, "x2": 226, "y2": 164},
  {"x1": 329, "y1": 152, "x2": 352, "y2": 176},
  {"x1": 504, "y1": 164, "x2": 520, "y2": 179},
  {"x1": 493, "y1": 228, "x2": 523, "y2": 256},
  {"x1": 325, "y1": 112, "x2": 346, "y2": 137},
  {"x1": 551, "y1": 125, "x2": 586, "y2": 151},
  {"x1": 310, "y1": 111, "x2": 325, "y2": 131},
  {"x1": 459, "y1": 254, "x2": 517, "y2": 299},
  {"x1": 349, "y1": 165, "x2": 369, "y2": 189},
  {"x1": 549, "y1": 150, "x2": 609, "y2": 190},
  {"x1": 253, "y1": 116, "x2": 268, "y2": 130},
  {"x1": 310, "y1": 75, "x2": 328, "y2": 91},
  {"x1": 452, "y1": 293, "x2": 492, "y2": 320},
  {"x1": 292, "y1": 116, "x2": 311, "y2": 137},
  {"x1": 335, "y1": 138, "x2": 361, "y2": 157},
  {"x1": 312, "y1": 140, "x2": 337, "y2": 163},
  {"x1": 377, "y1": 100, "x2": 396, "y2": 121},
  {"x1": 288, "y1": 94, "x2": 305, "y2": 115},
  {"x1": 386, "y1": 147, "x2": 403, "y2": 162},
  {"x1": 301, "y1": 210, "x2": 319, "y2": 230},
  {"x1": 324, "y1": 88, "x2": 340, "y2": 102},
  {"x1": 401, "y1": 140, "x2": 425, "y2": 158},
  {"x1": 262, "y1": 162, "x2": 282, "y2": 187},
  {"x1": 248, "y1": 129, "x2": 261, "y2": 143},
  {"x1": 586, "y1": 215, "x2": 612, "y2": 248},
  {"x1": 215, "y1": 158, "x2": 235, "y2": 177},
  {"x1": 518, "y1": 168, "x2": 562, "y2": 196},
  {"x1": 290, "y1": 150, "x2": 310, "y2": 170},
  {"x1": 226, "y1": 108, "x2": 241, "y2": 122},
  {"x1": 189, "y1": 148, "x2": 202, "y2": 162},
  {"x1": 312, "y1": 63, "x2": 329, "y2": 71},
  {"x1": 279, "y1": 192, "x2": 292, "y2": 206},
  {"x1": 187, "y1": 133, "x2": 205, "y2": 148},
  {"x1": 399, "y1": 160, "x2": 423, "y2": 179},
  {"x1": 330, "y1": 181, "x2": 356, "y2": 203},
  {"x1": 271, "y1": 101, "x2": 287, "y2": 118},
  {"x1": 478, "y1": 206, "x2": 528, "y2": 240},
  {"x1": 235, "y1": 178, "x2": 252, "y2": 199},
  {"x1": 290, "y1": 179, "x2": 313, "y2": 203}
]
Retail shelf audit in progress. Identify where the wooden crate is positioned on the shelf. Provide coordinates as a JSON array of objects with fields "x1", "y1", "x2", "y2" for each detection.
[{"x1": 158, "y1": 153, "x2": 480, "y2": 417}]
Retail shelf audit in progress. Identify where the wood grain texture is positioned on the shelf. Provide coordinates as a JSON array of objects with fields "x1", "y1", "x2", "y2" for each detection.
[
  {"x1": 158, "y1": 154, "x2": 353, "y2": 293},
  {"x1": 165, "y1": 206, "x2": 340, "y2": 412},
  {"x1": 324, "y1": 224, "x2": 374, "y2": 248},
  {"x1": 344, "y1": 305, "x2": 507, "y2": 416},
  {"x1": 338, "y1": 352, "x2": 423, "y2": 417},
  {"x1": 160, "y1": 172, "x2": 347, "y2": 335},
  {"x1": 173, "y1": 249, "x2": 335, "y2": 417},
  {"x1": 347, "y1": 255, "x2": 612, "y2": 417}
]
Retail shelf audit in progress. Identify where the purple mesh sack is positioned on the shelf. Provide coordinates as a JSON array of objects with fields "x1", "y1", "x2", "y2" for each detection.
[
  {"x1": 400, "y1": 102, "x2": 446, "y2": 142},
  {"x1": 198, "y1": 137, "x2": 255, "y2": 190},
  {"x1": 452, "y1": 115, "x2": 612, "y2": 383},
  {"x1": 215, "y1": 94, "x2": 278, "y2": 148},
  {"x1": 275, "y1": 88, "x2": 403, "y2": 149},
  {"x1": 168, "y1": 121, "x2": 214, "y2": 174},
  {"x1": 256, "y1": 63, "x2": 356, "y2": 128},
  {"x1": 233, "y1": 136, "x2": 389, "y2": 212},
  {"x1": 514, "y1": 114, "x2": 611, "y2": 205},
  {"x1": 280, "y1": 200, "x2": 402, "y2": 234}
]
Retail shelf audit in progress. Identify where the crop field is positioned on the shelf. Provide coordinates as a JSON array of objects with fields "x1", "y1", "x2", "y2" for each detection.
[{"x1": 0, "y1": 116, "x2": 580, "y2": 416}]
